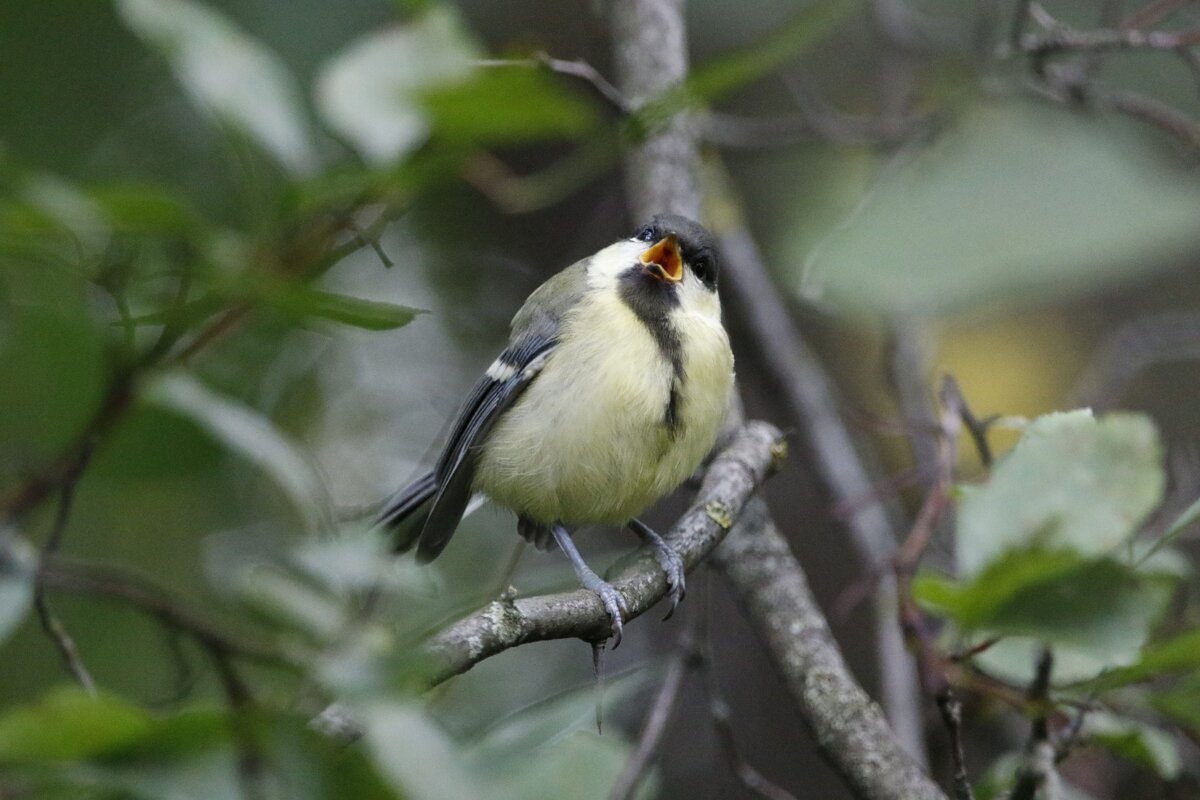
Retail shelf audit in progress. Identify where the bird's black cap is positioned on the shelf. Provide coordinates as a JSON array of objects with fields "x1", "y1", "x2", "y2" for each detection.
[{"x1": 634, "y1": 214, "x2": 720, "y2": 290}]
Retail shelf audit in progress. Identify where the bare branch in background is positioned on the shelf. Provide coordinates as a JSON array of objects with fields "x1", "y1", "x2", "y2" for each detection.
[
  {"x1": 610, "y1": 0, "x2": 945, "y2": 793},
  {"x1": 32, "y1": 451, "x2": 96, "y2": 695},
  {"x1": 606, "y1": 629, "x2": 693, "y2": 800},
  {"x1": 708, "y1": 171, "x2": 929, "y2": 765},
  {"x1": 1070, "y1": 310, "x2": 1200, "y2": 410},
  {"x1": 1013, "y1": 1, "x2": 1200, "y2": 151},
  {"x1": 40, "y1": 556, "x2": 288, "y2": 667},
  {"x1": 711, "y1": 501, "x2": 946, "y2": 799}
]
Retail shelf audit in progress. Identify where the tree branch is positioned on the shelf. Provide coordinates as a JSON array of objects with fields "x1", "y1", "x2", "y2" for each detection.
[
  {"x1": 424, "y1": 422, "x2": 785, "y2": 684},
  {"x1": 609, "y1": 0, "x2": 943, "y2": 795},
  {"x1": 710, "y1": 501, "x2": 946, "y2": 800}
]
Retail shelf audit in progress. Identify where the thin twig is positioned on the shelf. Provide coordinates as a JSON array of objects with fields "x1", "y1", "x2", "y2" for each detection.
[
  {"x1": 699, "y1": 618, "x2": 799, "y2": 800},
  {"x1": 40, "y1": 556, "x2": 289, "y2": 666},
  {"x1": 607, "y1": 614, "x2": 699, "y2": 800},
  {"x1": 33, "y1": 462, "x2": 97, "y2": 694},
  {"x1": 477, "y1": 54, "x2": 632, "y2": 114},
  {"x1": 1120, "y1": 0, "x2": 1192, "y2": 30}
]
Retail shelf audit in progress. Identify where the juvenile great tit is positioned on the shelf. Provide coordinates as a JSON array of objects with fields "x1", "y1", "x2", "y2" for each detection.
[{"x1": 378, "y1": 214, "x2": 735, "y2": 644}]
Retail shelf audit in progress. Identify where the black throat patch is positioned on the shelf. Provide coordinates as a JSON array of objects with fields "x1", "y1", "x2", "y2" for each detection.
[{"x1": 617, "y1": 266, "x2": 685, "y2": 438}]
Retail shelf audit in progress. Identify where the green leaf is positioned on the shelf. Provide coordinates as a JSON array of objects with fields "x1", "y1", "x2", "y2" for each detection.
[
  {"x1": 1082, "y1": 628, "x2": 1200, "y2": 691},
  {"x1": 269, "y1": 287, "x2": 424, "y2": 331},
  {"x1": 0, "y1": 301, "x2": 107, "y2": 461},
  {"x1": 116, "y1": 0, "x2": 316, "y2": 175},
  {"x1": 145, "y1": 372, "x2": 333, "y2": 531},
  {"x1": 957, "y1": 410, "x2": 1164, "y2": 577},
  {"x1": 0, "y1": 688, "x2": 153, "y2": 763},
  {"x1": 1149, "y1": 673, "x2": 1200, "y2": 733},
  {"x1": 90, "y1": 184, "x2": 201, "y2": 236},
  {"x1": 315, "y1": 7, "x2": 478, "y2": 164},
  {"x1": 0, "y1": 531, "x2": 35, "y2": 645},
  {"x1": 784, "y1": 102, "x2": 1200, "y2": 314},
  {"x1": 359, "y1": 702, "x2": 487, "y2": 800},
  {"x1": 916, "y1": 550, "x2": 1177, "y2": 682},
  {"x1": 1085, "y1": 712, "x2": 1181, "y2": 779},
  {"x1": 421, "y1": 68, "x2": 598, "y2": 146}
]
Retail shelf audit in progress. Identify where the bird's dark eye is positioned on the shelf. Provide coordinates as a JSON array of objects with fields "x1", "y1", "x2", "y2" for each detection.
[
  {"x1": 692, "y1": 255, "x2": 715, "y2": 283},
  {"x1": 636, "y1": 226, "x2": 656, "y2": 242}
]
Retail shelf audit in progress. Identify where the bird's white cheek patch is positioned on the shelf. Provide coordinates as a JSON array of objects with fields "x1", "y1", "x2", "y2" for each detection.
[{"x1": 486, "y1": 360, "x2": 518, "y2": 381}]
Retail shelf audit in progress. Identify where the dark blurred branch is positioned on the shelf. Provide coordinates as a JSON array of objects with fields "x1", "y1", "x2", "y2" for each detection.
[
  {"x1": 424, "y1": 422, "x2": 785, "y2": 683},
  {"x1": 1022, "y1": 7, "x2": 1200, "y2": 59},
  {"x1": 1013, "y1": 1, "x2": 1200, "y2": 151},
  {"x1": 33, "y1": 465, "x2": 97, "y2": 695},
  {"x1": 40, "y1": 556, "x2": 288, "y2": 666},
  {"x1": 607, "y1": 1, "x2": 947, "y2": 795},
  {"x1": 1010, "y1": 650, "x2": 1061, "y2": 800},
  {"x1": 699, "y1": 622, "x2": 800, "y2": 800},
  {"x1": 1070, "y1": 310, "x2": 1200, "y2": 410},
  {"x1": 936, "y1": 689, "x2": 975, "y2": 800},
  {"x1": 607, "y1": 632, "x2": 692, "y2": 800},
  {"x1": 710, "y1": 501, "x2": 944, "y2": 799},
  {"x1": 705, "y1": 163, "x2": 928, "y2": 765}
]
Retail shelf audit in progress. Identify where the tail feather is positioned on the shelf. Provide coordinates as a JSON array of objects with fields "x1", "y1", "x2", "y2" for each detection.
[{"x1": 376, "y1": 472, "x2": 437, "y2": 553}]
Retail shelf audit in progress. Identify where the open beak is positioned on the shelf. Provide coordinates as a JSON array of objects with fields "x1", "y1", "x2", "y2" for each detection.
[{"x1": 639, "y1": 235, "x2": 683, "y2": 283}]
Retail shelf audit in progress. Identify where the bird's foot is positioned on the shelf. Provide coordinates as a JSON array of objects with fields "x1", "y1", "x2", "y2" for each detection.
[
  {"x1": 551, "y1": 523, "x2": 628, "y2": 647},
  {"x1": 629, "y1": 519, "x2": 686, "y2": 619},
  {"x1": 578, "y1": 571, "x2": 628, "y2": 648}
]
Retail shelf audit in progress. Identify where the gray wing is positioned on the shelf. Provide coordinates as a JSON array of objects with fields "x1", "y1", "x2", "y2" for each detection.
[{"x1": 415, "y1": 259, "x2": 589, "y2": 562}]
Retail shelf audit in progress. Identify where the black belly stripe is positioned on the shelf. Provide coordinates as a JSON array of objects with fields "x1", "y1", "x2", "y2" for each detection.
[{"x1": 617, "y1": 266, "x2": 685, "y2": 439}]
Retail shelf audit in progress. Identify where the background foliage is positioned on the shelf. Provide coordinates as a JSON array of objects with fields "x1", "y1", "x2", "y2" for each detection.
[{"x1": 2, "y1": 0, "x2": 1200, "y2": 798}]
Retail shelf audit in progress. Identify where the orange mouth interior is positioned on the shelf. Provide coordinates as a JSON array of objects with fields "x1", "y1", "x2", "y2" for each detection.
[{"x1": 639, "y1": 235, "x2": 682, "y2": 282}]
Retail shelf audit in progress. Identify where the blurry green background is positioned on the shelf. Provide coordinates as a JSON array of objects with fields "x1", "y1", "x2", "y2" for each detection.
[{"x1": 2, "y1": 0, "x2": 1200, "y2": 798}]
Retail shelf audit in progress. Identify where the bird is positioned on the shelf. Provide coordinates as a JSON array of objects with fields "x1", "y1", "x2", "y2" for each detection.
[{"x1": 377, "y1": 214, "x2": 735, "y2": 645}]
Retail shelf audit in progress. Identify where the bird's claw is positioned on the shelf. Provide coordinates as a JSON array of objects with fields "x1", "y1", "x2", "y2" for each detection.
[
  {"x1": 654, "y1": 544, "x2": 687, "y2": 620},
  {"x1": 592, "y1": 582, "x2": 627, "y2": 648}
]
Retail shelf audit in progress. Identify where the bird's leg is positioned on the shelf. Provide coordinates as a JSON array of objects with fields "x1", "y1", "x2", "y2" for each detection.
[
  {"x1": 628, "y1": 519, "x2": 686, "y2": 619},
  {"x1": 551, "y1": 523, "x2": 627, "y2": 647}
]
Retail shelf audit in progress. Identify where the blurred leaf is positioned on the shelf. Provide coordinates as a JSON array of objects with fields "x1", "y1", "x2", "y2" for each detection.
[
  {"x1": 788, "y1": 102, "x2": 1200, "y2": 314},
  {"x1": 1149, "y1": 673, "x2": 1200, "y2": 733},
  {"x1": 315, "y1": 7, "x2": 477, "y2": 164},
  {"x1": 145, "y1": 371, "x2": 334, "y2": 531},
  {"x1": 1137, "y1": 493, "x2": 1200, "y2": 567},
  {"x1": 269, "y1": 286, "x2": 425, "y2": 331},
  {"x1": 422, "y1": 68, "x2": 598, "y2": 146},
  {"x1": 1084, "y1": 712, "x2": 1181, "y2": 779},
  {"x1": 359, "y1": 702, "x2": 487, "y2": 800},
  {"x1": 90, "y1": 185, "x2": 202, "y2": 236},
  {"x1": 487, "y1": 732, "x2": 644, "y2": 800},
  {"x1": 917, "y1": 551, "x2": 1178, "y2": 682},
  {"x1": 957, "y1": 410, "x2": 1164, "y2": 577},
  {"x1": 0, "y1": 688, "x2": 152, "y2": 763},
  {"x1": 0, "y1": 302, "x2": 106, "y2": 460},
  {"x1": 235, "y1": 565, "x2": 346, "y2": 640},
  {"x1": 467, "y1": 668, "x2": 652, "y2": 760},
  {"x1": 687, "y1": 0, "x2": 853, "y2": 104},
  {"x1": 636, "y1": 0, "x2": 855, "y2": 134},
  {"x1": 116, "y1": 0, "x2": 317, "y2": 175},
  {"x1": 0, "y1": 531, "x2": 35, "y2": 646},
  {"x1": 1082, "y1": 628, "x2": 1200, "y2": 691}
]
